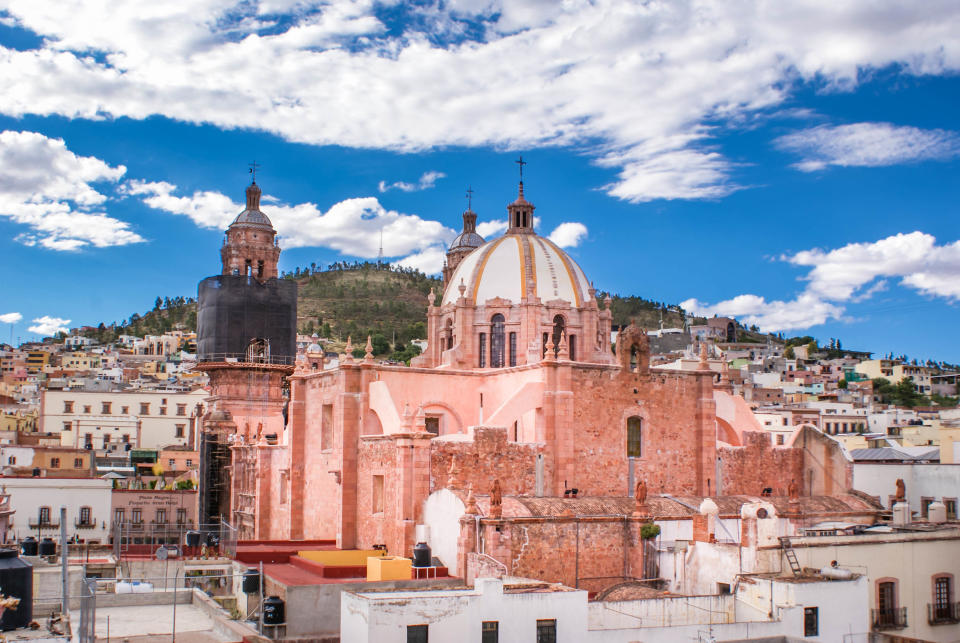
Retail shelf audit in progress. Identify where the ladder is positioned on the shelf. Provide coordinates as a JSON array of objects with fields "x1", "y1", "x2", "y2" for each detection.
[{"x1": 780, "y1": 537, "x2": 801, "y2": 576}]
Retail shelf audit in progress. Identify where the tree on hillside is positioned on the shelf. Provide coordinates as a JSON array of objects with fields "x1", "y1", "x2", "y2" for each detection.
[{"x1": 784, "y1": 346, "x2": 795, "y2": 359}]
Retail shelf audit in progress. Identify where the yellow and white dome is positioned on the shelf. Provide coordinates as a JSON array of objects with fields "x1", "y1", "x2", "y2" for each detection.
[{"x1": 442, "y1": 233, "x2": 592, "y2": 306}]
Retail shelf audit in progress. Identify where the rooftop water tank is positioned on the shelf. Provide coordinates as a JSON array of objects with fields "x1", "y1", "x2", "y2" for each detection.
[
  {"x1": 262, "y1": 596, "x2": 284, "y2": 625},
  {"x1": 0, "y1": 549, "x2": 33, "y2": 630},
  {"x1": 928, "y1": 501, "x2": 946, "y2": 524},
  {"x1": 38, "y1": 538, "x2": 56, "y2": 557},
  {"x1": 892, "y1": 502, "x2": 910, "y2": 526}
]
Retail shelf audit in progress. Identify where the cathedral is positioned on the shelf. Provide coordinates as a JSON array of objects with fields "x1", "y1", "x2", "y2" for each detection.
[{"x1": 198, "y1": 176, "x2": 854, "y2": 588}]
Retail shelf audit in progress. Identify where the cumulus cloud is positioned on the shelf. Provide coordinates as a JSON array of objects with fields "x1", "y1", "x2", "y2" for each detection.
[
  {"x1": 129, "y1": 180, "x2": 457, "y2": 260},
  {"x1": 3, "y1": 2, "x2": 960, "y2": 201},
  {"x1": 548, "y1": 222, "x2": 587, "y2": 248},
  {"x1": 378, "y1": 170, "x2": 446, "y2": 193},
  {"x1": 776, "y1": 123, "x2": 960, "y2": 171},
  {"x1": 0, "y1": 131, "x2": 143, "y2": 250},
  {"x1": 683, "y1": 232, "x2": 960, "y2": 332},
  {"x1": 28, "y1": 315, "x2": 70, "y2": 336},
  {"x1": 0, "y1": 312, "x2": 23, "y2": 324}
]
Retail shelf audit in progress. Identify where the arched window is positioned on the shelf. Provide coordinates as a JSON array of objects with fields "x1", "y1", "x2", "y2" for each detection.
[
  {"x1": 491, "y1": 314, "x2": 505, "y2": 367},
  {"x1": 257, "y1": 259, "x2": 264, "y2": 279},
  {"x1": 444, "y1": 318, "x2": 454, "y2": 351},
  {"x1": 569, "y1": 334, "x2": 577, "y2": 361},
  {"x1": 551, "y1": 315, "x2": 565, "y2": 356},
  {"x1": 509, "y1": 332, "x2": 517, "y2": 367},
  {"x1": 630, "y1": 346, "x2": 639, "y2": 372},
  {"x1": 627, "y1": 416, "x2": 642, "y2": 457}
]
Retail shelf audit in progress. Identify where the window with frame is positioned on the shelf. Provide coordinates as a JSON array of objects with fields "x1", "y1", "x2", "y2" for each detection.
[
  {"x1": 121, "y1": 406, "x2": 129, "y2": 415},
  {"x1": 39, "y1": 506, "x2": 50, "y2": 524},
  {"x1": 176, "y1": 404, "x2": 187, "y2": 416},
  {"x1": 63, "y1": 422, "x2": 72, "y2": 432},
  {"x1": 140, "y1": 403, "x2": 150, "y2": 415},
  {"x1": 509, "y1": 332, "x2": 517, "y2": 367},
  {"x1": 478, "y1": 333, "x2": 487, "y2": 368},
  {"x1": 627, "y1": 416, "x2": 642, "y2": 458},
  {"x1": 6, "y1": 456, "x2": 13, "y2": 465},
  {"x1": 186, "y1": 459, "x2": 193, "y2": 467},
  {"x1": 79, "y1": 506, "x2": 91, "y2": 525},
  {"x1": 481, "y1": 621, "x2": 498, "y2": 643},
  {"x1": 63, "y1": 401, "x2": 74, "y2": 413},
  {"x1": 159, "y1": 407, "x2": 167, "y2": 416},
  {"x1": 945, "y1": 498, "x2": 957, "y2": 520},
  {"x1": 169, "y1": 459, "x2": 176, "y2": 468},
  {"x1": 50, "y1": 457, "x2": 60, "y2": 468},
  {"x1": 155, "y1": 509, "x2": 166, "y2": 523},
  {"x1": 424, "y1": 416, "x2": 440, "y2": 436},
  {"x1": 569, "y1": 334, "x2": 577, "y2": 361},
  {"x1": 490, "y1": 314, "x2": 505, "y2": 368},
  {"x1": 102, "y1": 402, "x2": 111, "y2": 414},
  {"x1": 131, "y1": 508, "x2": 142, "y2": 523},
  {"x1": 83, "y1": 405, "x2": 91, "y2": 414},
  {"x1": 922, "y1": 497, "x2": 934, "y2": 517},
  {"x1": 536, "y1": 619, "x2": 557, "y2": 643},
  {"x1": 551, "y1": 315, "x2": 565, "y2": 356},
  {"x1": 176, "y1": 508, "x2": 187, "y2": 524},
  {"x1": 74, "y1": 458, "x2": 83, "y2": 468},
  {"x1": 175, "y1": 424, "x2": 185, "y2": 438},
  {"x1": 804, "y1": 606, "x2": 818, "y2": 636},
  {"x1": 114, "y1": 508, "x2": 124, "y2": 524},
  {"x1": 406, "y1": 624, "x2": 428, "y2": 643}
]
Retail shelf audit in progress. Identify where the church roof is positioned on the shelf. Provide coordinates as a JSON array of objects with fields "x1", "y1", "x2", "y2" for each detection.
[
  {"x1": 441, "y1": 232, "x2": 592, "y2": 307},
  {"x1": 449, "y1": 230, "x2": 485, "y2": 251}
]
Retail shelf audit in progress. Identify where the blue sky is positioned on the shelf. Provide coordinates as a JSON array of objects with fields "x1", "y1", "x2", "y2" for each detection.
[{"x1": 0, "y1": 1, "x2": 958, "y2": 362}]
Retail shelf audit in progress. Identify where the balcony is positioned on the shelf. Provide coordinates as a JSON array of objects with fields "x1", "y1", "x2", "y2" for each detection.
[
  {"x1": 872, "y1": 607, "x2": 908, "y2": 630},
  {"x1": 928, "y1": 602, "x2": 960, "y2": 625},
  {"x1": 74, "y1": 519, "x2": 97, "y2": 530},
  {"x1": 27, "y1": 518, "x2": 59, "y2": 529}
]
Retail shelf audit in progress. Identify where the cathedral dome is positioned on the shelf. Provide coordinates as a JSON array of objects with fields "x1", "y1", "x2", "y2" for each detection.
[
  {"x1": 230, "y1": 183, "x2": 274, "y2": 229},
  {"x1": 441, "y1": 233, "x2": 592, "y2": 307}
]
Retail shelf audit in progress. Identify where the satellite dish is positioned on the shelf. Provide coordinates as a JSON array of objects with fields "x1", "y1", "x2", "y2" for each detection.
[{"x1": 155, "y1": 546, "x2": 169, "y2": 561}]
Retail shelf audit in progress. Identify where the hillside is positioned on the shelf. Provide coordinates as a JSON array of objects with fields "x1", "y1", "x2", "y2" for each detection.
[{"x1": 83, "y1": 262, "x2": 776, "y2": 351}]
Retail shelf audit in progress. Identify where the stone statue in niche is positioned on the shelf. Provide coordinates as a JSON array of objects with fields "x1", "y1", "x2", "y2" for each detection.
[
  {"x1": 489, "y1": 479, "x2": 503, "y2": 518},
  {"x1": 895, "y1": 478, "x2": 906, "y2": 501}
]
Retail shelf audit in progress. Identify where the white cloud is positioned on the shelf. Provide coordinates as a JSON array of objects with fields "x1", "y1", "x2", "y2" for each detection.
[
  {"x1": 547, "y1": 222, "x2": 587, "y2": 248},
  {"x1": 378, "y1": 170, "x2": 447, "y2": 193},
  {"x1": 393, "y1": 246, "x2": 447, "y2": 275},
  {"x1": 0, "y1": 131, "x2": 143, "y2": 250},
  {"x1": 476, "y1": 220, "x2": 507, "y2": 237},
  {"x1": 3, "y1": 2, "x2": 960, "y2": 201},
  {"x1": 28, "y1": 315, "x2": 70, "y2": 336},
  {"x1": 0, "y1": 312, "x2": 23, "y2": 324},
  {"x1": 776, "y1": 123, "x2": 960, "y2": 171},
  {"x1": 684, "y1": 232, "x2": 960, "y2": 332},
  {"x1": 130, "y1": 181, "x2": 457, "y2": 259}
]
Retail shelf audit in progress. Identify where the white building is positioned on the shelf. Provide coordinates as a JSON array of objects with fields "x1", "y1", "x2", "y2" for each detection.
[
  {"x1": 342, "y1": 577, "x2": 587, "y2": 643},
  {"x1": 853, "y1": 460, "x2": 960, "y2": 517},
  {"x1": 39, "y1": 389, "x2": 208, "y2": 450},
  {"x1": 2, "y1": 476, "x2": 112, "y2": 544}
]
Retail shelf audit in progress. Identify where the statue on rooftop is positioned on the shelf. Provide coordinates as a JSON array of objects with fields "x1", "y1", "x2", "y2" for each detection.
[{"x1": 895, "y1": 478, "x2": 906, "y2": 501}]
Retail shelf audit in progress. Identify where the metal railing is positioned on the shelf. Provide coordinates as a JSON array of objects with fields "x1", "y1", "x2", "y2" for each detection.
[
  {"x1": 197, "y1": 352, "x2": 296, "y2": 366},
  {"x1": 928, "y1": 602, "x2": 960, "y2": 625},
  {"x1": 27, "y1": 518, "x2": 59, "y2": 529},
  {"x1": 112, "y1": 519, "x2": 237, "y2": 559},
  {"x1": 872, "y1": 607, "x2": 908, "y2": 630},
  {"x1": 74, "y1": 519, "x2": 97, "y2": 529}
]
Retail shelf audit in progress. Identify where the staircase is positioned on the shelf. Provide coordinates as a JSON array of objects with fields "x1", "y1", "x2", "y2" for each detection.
[{"x1": 779, "y1": 536, "x2": 801, "y2": 576}]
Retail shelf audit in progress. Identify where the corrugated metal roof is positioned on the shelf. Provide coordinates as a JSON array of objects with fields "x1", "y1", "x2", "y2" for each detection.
[{"x1": 850, "y1": 447, "x2": 939, "y2": 462}]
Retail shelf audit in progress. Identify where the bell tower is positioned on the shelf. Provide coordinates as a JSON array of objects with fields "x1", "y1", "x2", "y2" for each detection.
[{"x1": 220, "y1": 181, "x2": 281, "y2": 281}]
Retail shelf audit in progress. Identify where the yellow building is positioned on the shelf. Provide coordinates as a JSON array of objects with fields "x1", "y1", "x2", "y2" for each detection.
[
  {"x1": 59, "y1": 352, "x2": 102, "y2": 371},
  {"x1": 24, "y1": 351, "x2": 51, "y2": 374},
  {"x1": 0, "y1": 409, "x2": 38, "y2": 432}
]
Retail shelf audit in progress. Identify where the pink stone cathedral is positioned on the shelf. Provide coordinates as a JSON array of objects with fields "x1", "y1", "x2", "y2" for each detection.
[{"x1": 201, "y1": 177, "x2": 857, "y2": 586}]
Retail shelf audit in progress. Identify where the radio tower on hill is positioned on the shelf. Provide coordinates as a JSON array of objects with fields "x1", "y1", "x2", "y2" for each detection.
[{"x1": 378, "y1": 228, "x2": 384, "y2": 262}]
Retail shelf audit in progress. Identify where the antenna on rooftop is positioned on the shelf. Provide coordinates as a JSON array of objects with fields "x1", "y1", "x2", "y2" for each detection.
[{"x1": 378, "y1": 228, "x2": 384, "y2": 261}]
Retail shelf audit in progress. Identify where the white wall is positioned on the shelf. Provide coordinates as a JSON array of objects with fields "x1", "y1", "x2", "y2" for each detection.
[
  {"x1": 342, "y1": 578, "x2": 588, "y2": 643},
  {"x1": 422, "y1": 489, "x2": 465, "y2": 575},
  {"x1": 853, "y1": 462, "x2": 960, "y2": 509},
  {"x1": 3, "y1": 476, "x2": 113, "y2": 543}
]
